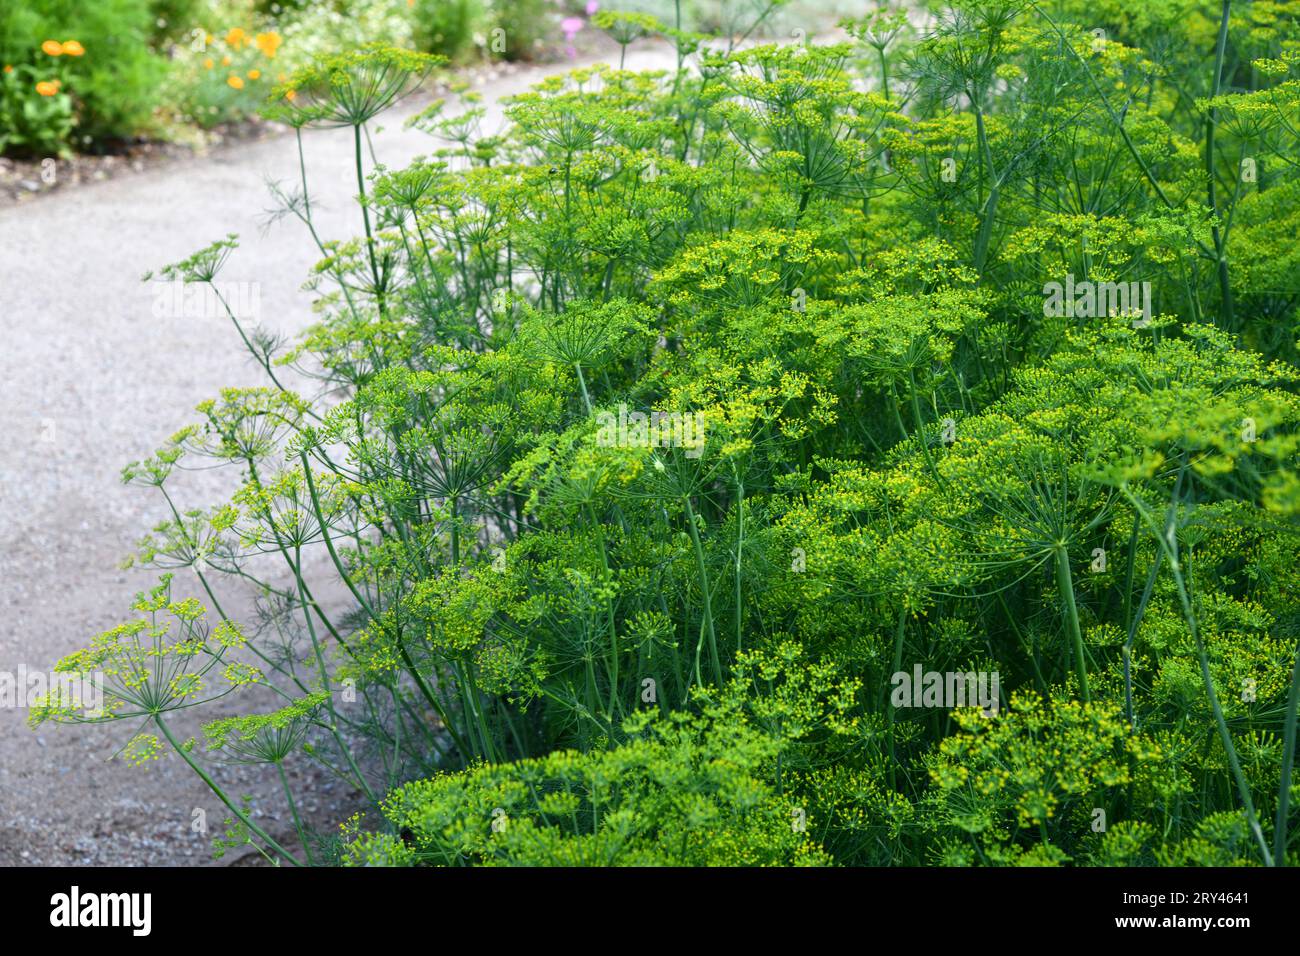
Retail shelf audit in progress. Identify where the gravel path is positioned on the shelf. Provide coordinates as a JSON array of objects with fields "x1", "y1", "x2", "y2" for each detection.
[{"x1": 0, "y1": 42, "x2": 679, "y2": 866}]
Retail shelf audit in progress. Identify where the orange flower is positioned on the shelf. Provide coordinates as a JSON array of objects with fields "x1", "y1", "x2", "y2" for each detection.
[
  {"x1": 225, "y1": 27, "x2": 248, "y2": 49},
  {"x1": 253, "y1": 31, "x2": 282, "y2": 58},
  {"x1": 41, "y1": 40, "x2": 64, "y2": 56},
  {"x1": 226, "y1": 74, "x2": 244, "y2": 90},
  {"x1": 62, "y1": 40, "x2": 85, "y2": 56},
  {"x1": 203, "y1": 57, "x2": 214, "y2": 70},
  {"x1": 221, "y1": 55, "x2": 232, "y2": 66},
  {"x1": 3, "y1": 64, "x2": 13, "y2": 74},
  {"x1": 247, "y1": 69, "x2": 261, "y2": 80},
  {"x1": 284, "y1": 89, "x2": 297, "y2": 102},
  {"x1": 35, "y1": 80, "x2": 60, "y2": 96}
]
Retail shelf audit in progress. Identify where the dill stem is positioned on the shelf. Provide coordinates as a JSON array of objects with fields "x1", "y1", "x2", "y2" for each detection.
[
  {"x1": 1055, "y1": 545, "x2": 1091, "y2": 703},
  {"x1": 155, "y1": 715, "x2": 299, "y2": 866},
  {"x1": 684, "y1": 496, "x2": 722, "y2": 687},
  {"x1": 277, "y1": 761, "x2": 315, "y2": 865},
  {"x1": 887, "y1": 606, "x2": 906, "y2": 790},
  {"x1": 300, "y1": 453, "x2": 471, "y2": 758},
  {"x1": 1274, "y1": 641, "x2": 1300, "y2": 864}
]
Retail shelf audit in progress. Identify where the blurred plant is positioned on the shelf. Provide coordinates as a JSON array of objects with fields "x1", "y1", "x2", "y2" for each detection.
[{"x1": 0, "y1": 0, "x2": 170, "y2": 153}]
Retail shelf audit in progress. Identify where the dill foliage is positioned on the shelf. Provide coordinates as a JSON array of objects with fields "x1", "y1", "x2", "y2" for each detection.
[{"x1": 33, "y1": 3, "x2": 1300, "y2": 867}]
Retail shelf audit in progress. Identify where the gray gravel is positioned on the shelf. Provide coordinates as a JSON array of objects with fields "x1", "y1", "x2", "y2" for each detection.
[{"x1": 0, "y1": 43, "x2": 679, "y2": 866}]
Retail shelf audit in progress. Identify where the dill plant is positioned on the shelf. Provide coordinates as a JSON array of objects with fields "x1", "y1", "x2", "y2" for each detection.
[{"x1": 32, "y1": 1, "x2": 1300, "y2": 867}]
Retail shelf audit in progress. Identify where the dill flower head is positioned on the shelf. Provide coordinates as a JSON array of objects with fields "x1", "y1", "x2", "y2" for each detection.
[
  {"x1": 521, "y1": 298, "x2": 652, "y2": 370},
  {"x1": 29, "y1": 576, "x2": 262, "y2": 737},
  {"x1": 265, "y1": 46, "x2": 445, "y2": 129},
  {"x1": 591, "y1": 10, "x2": 663, "y2": 46},
  {"x1": 204, "y1": 694, "x2": 327, "y2": 765},
  {"x1": 145, "y1": 233, "x2": 239, "y2": 284}
]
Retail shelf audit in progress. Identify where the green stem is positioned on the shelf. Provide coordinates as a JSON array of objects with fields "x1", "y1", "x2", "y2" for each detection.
[
  {"x1": 575, "y1": 363, "x2": 593, "y2": 415},
  {"x1": 300, "y1": 453, "x2": 471, "y2": 759},
  {"x1": 1274, "y1": 638, "x2": 1300, "y2": 865},
  {"x1": 588, "y1": 503, "x2": 621, "y2": 721},
  {"x1": 1055, "y1": 545, "x2": 1091, "y2": 703},
  {"x1": 1124, "y1": 483, "x2": 1273, "y2": 865},
  {"x1": 887, "y1": 606, "x2": 906, "y2": 790},
  {"x1": 450, "y1": 495, "x2": 460, "y2": 566},
  {"x1": 733, "y1": 474, "x2": 745, "y2": 658},
  {"x1": 155, "y1": 715, "x2": 299, "y2": 866},
  {"x1": 971, "y1": 105, "x2": 1000, "y2": 274},
  {"x1": 353, "y1": 122, "x2": 384, "y2": 314},
  {"x1": 1206, "y1": 0, "x2": 1235, "y2": 328},
  {"x1": 1171, "y1": 557, "x2": 1271, "y2": 865},
  {"x1": 276, "y1": 761, "x2": 315, "y2": 865},
  {"x1": 907, "y1": 371, "x2": 943, "y2": 487},
  {"x1": 683, "y1": 496, "x2": 722, "y2": 687}
]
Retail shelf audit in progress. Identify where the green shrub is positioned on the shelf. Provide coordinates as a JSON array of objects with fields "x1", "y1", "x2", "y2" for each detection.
[
  {"x1": 0, "y1": 61, "x2": 75, "y2": 156},
  {"x1": 168, "y1": 23, "x2": 287, "y2": 128},
  {"x1": 344, "y1": 708, "x2": 827, "y2": 866},
  {"x1": 148, "y1": 0, "x2": 206, "y2": 41},
  {"x1": 0, "y1": 0, "x2": 170, "y2": 150},
  {"x1": 269, "y1": 1, "x2": 417, "y2": 73},
  {"x1": 489, "y1": 0, "x2": 553, "y2": 60},
  {"x1": 343, "y1": 643, "x2": 852, "y2": 865},
  {"x1": 410, "y1": 0, "x2": 485, "y2": 61}
]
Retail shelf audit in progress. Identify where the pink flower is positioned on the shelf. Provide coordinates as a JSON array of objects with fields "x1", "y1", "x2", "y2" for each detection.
[
  {"x1": 561, "y1": 16, "x2": 584, "y2": 41},
  {"x1": 585, "y1": 1, "x2": 599, "y2": 15}
]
